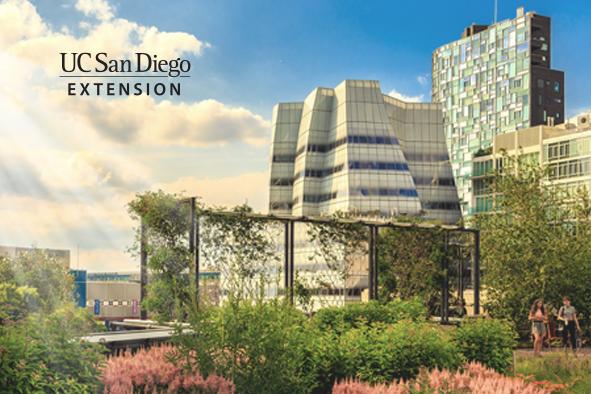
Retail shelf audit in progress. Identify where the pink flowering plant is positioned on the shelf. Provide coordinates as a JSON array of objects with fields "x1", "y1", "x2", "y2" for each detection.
[
  {"x1": 332, "y1": 362, "x2": 564, "y2": 394},
  {"x1": 101, "y1": 345, "x2": 235, "y2": 394}
]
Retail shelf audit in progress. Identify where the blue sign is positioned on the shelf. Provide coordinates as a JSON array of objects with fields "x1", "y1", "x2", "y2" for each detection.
[{"x1": 94, "y1": 299, "x2": 100, "y2": 315}]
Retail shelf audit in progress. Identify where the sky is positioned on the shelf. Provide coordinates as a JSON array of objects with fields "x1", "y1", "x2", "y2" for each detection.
[{"x1": 1, "y1": 0, "x2": 590, "y2": 272}]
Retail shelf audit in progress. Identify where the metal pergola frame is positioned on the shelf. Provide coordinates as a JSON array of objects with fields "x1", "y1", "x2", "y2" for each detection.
[{"x1": 140, "y1": 200, "x2": 480, "y2": 323}]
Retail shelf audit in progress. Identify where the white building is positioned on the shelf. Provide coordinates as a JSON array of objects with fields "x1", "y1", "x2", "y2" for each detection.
[
  {"x1": 269, "y1": 79, "x2": 460, "y2": 224},
  {"x1": 267, "y1": 80, "x2": 461, "y2": 308}
]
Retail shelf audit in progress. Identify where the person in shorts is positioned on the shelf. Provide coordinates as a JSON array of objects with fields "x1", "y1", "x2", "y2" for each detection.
[
  {"x1": 558, "y1": 296, "x2": 581, "y2": 354},
  {"x1": 529, "y1": 299, "x2": 547, "y2": 356}
]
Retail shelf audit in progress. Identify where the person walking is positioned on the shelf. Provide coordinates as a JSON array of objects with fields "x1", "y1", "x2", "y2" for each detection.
[
  {"x1": 558, "y1": 296, "x2": 581, "y2": 355},
  {"x1": 529, "y1": 299, "x2": 547, "y2": 356}
]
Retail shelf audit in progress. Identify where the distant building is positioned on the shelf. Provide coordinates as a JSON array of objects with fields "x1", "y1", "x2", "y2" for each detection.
[
  {"x1": 471, "y1": 112, "x2": 591, "y2": 213},
  {"x1": 0, "y1": 245, "x2": 70, "y2": 267},
  {"x1": 86, "y1": 280, "x2": 141, "y2": 320},
  {"x1": 72, "y1": 270, "x2": 221, "y2": 320},
  {"x1": 432, "y1": 7, "x2": 565, "y2": 215},
  {"x1": 269, "y1": 79, "x2": 461, "y2": 224}
]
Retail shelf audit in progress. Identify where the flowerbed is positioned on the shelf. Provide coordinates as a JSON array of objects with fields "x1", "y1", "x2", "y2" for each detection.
[
  {"x1": 332, "y1": 362, "x2": 561, "y2": 394},
  {"x1": 101, "y1": 345, "x2": 235, "y2": 394}
]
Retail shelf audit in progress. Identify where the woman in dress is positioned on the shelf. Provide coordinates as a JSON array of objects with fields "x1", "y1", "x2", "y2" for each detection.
[{"x1": 529, "y1": 299, "x2": 547, "y2": 356}]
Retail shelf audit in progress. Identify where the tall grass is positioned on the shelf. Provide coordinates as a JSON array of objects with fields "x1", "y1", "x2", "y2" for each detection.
[{"x1": 515, "y1": 352, "x2": 591, "y2": 394}]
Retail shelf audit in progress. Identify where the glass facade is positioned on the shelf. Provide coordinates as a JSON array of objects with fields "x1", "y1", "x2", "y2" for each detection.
[
  {"x1": 432, "y1": 9, "x2": 564, "y2": 215},
  {"x1": 268, "y1": 80, "x2": 461, "y2": 224},
  {"x1": 268, "y1": 80, "x2": 463, "y2": 309},
  {"x1": 469, "y1": 115, "x2": 591, "y2": 214},
  {"x1": 545, "y1": 135, "x2": 591, "y2": 187}
]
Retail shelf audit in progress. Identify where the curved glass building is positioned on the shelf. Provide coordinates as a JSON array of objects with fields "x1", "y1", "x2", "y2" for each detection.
[{"x1": 269, "y1": 79, "x2": 460, "y2": 224}]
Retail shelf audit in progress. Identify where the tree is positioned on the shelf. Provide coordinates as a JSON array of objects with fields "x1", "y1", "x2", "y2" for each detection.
[
  {"x1": 0, "y1": 252, "x2": 105, "y2": 392},
  {"x1": 128, "y1": 190, "x2": 193, "y2": 321},
  {"x1": 0, "y1": 283, "x2": 39, "y2": 324},
  {"x1": 12, "y1": 250, "x2": 74, "y2": 313},
  {"x1": 472, "y1": 156, "x2": 591, "y2": 336},
  {"x1": 0, "y1": 251, "x2": 73, "y2": 321},
  {"x1": 377, "y1": 227, "x2": 446, "y2": 314}
]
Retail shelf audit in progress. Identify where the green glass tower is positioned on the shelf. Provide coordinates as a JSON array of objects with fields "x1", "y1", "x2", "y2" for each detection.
[{"x1": 432, "y1": 7, "x2": 564, "y2": 215}]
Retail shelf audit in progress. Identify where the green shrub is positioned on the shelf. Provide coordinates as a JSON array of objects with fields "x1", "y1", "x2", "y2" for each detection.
[
  {"x1": 175, "y1": 299, "x2": 316, "y2": 394},
  {"x1": 0, "y1": 305, "x2": 105, "y2": 393},
  {"x1": 304, "y1": 329, "x2": 346, "y2": 393},
  {"x1": 312, "y1": 298, "x2": 427, "y2": 333},
  {"x1": 309, "y1": 320, "x2": 462, "y2": 388},
  {"x1": 454, "y1": 317, "x2": 516, "y2": 373}
]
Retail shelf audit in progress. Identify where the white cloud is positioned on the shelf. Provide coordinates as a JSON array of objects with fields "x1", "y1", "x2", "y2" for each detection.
[
  {"x1": 0, "y1": 0, "x2": 47, "y2": 48},
  {"x1": 75, "y1": 0, "x2": 114, "y2": 21},
  {"x1": 0, "y1": 0, "x2": 266, "y2": 148},
  {"x1": 0, "y1": 0, "x2": 273, "y2": 273},
  {"x1": 0, "y1": 193, "x2": 135, "y2": 247},
  {"x1": 0, "y1": 0, "x2": 209, "y2": 76},
  {"x1": 387, "y1": 88, "x2": 424, "y2": 103},
  {"x1": 155, "y1": 171, "x2": 269, "y2": 213},
  {"x1": 417, "y1": 74, "x2": 429, "y2": 86},
  {"x1": 78, "y1": 248, "x2": 137, "y2": 272},
  {"x1": 55, "y1": 94, "x2": 271, "y2": 147}
]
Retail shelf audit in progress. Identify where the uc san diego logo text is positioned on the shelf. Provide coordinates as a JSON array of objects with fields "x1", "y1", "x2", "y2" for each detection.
[{"x1": 61, "y1": 52, "x2": 190, "y2": 96}]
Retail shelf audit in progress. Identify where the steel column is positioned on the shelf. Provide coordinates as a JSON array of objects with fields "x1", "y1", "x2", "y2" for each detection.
[
  {"x1": 194, "y1": 199, "x2": 200, "y2": 299},
  {"x1": 283, "y1": 221, "x2": 289, "y2": 293},
  {"x1": 441, "y1": 232, "x2": 449, "y2": 324},
  {"x1": 289, "y1": 220, "x2": 295, "y2": 304},
  {"x1": 368, "y1": 225, "x2": 375, "y2": 300},
  {"x1": 140, "y1": 218, "x2": 148, "y2": 320},
  {"x1": 368, "y1": 226, "x2": 379, "y2": 300},
  {"x1": 373, "y1": 226, "x2": 379, "y2": 299},
  {"x1": 189, "y1": 198, "x2": 200, "y2": 301},
  {"x1": 458, "y1": 244, "x2": 464, "y2": 304},
  {"x1": 472, "y1": 230, "x2": 480, "y2": 315}
]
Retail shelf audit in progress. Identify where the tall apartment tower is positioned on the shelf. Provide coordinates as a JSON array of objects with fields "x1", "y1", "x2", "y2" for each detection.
[
  {"x1": 432, "y1": 7, "x2": 564, "y2": 215},
  {"x1": 269, "y1": 79, "x2": 461, "y2": 224}
]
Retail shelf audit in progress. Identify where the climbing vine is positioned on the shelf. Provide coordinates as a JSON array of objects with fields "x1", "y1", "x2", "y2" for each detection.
[
  {"x1": 305, "y1": 212, "x2": 368, "y2": 307},
  {"x1": 199, "y1": 204, "x2": 282, "y2": 301}
]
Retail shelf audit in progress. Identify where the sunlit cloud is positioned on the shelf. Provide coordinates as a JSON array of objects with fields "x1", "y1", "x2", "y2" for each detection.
[
  {"x1": 75, "y1": 0, "x2": 114, "y2": 22},
  {"x1": 155, "y1": 171, "x2": 269, "y2": 213},
  {"x1": 387, "y1": 88, "x2": 424, "y2": 103},
  {"x1": 0, "y1": 0, "x2": 272, "y2": 272}
]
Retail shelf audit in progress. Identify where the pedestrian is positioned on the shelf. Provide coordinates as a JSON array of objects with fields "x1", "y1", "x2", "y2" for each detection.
[
  {"x1": 558, "y1": 296, "x2": 581, "y2": 355},
  {"x1": 529, "y1": 299, "x2": 547, "y2": 356}
]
